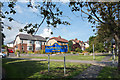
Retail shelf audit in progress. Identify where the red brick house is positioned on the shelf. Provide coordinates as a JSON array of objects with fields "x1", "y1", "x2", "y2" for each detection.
[
  {"x1": 14, "y1": 34, "x2": 46, "y2": 52},
  {"x1": 71, "y1": 38, "x2": 85, "y2": 51},
  {"x1": 47, "y1": 36, "x2": 68, "y2": 45}
]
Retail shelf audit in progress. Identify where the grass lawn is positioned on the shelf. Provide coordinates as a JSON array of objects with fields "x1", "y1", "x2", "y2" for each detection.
[
  {"x1": 109, "y1": 56, "x2": 118, "y2": 61},
  {"x1": 20, "y1": 54, "x2": 108, "y2": 61},
  {"x1": 2, "y1": 58, "x2": 91, "y2": 79},
  {"x1": 98, "y1": 66, "x2": 120, "y2": 78}
]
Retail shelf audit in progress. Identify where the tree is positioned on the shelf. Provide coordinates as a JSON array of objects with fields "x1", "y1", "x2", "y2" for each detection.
[
  {"x1": 0, "y1": 1, "x2": 70, "y2": 52},
  {"x1": 87, "y1": 36, "x2": 106, "y2": 53},
  {"x1": 96, "y1": 23, "x2": 115, "y2": 54},
  {"x1": 1, "y1": 1, "x2": 70, "y2": 34},
  {"x1": 69, "y1": 1, "x2": 120, "y2": 71},
  {"x1": 2, "y1": 33, "x2": 5, "y2": 45},
  {"x1": 75, "y1": 47, "x2": 83, "y2": 53},
  {"x1": 68, "y1": 40, "x2": 73, "y2": 51}
]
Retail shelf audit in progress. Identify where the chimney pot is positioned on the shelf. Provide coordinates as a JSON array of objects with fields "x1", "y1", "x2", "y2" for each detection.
[{"x1": 58, "y1": 36, "x2": 61, "y2": 38}]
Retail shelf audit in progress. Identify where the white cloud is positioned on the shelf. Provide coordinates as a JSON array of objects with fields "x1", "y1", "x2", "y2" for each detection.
[
  {"x1": 15, "y1": 5, "x2": 23, "y2": 13},
  {"x1": 59, "y1": 0, "x2": 70, "y2": 3},
  {"x1": 30, "y1": 7, "x2": 39, "y2": 13},
  {"x1": 31, "y1": 0, "x2": 35, "y2": 6},
  {"x1": 17, "y1": 0, "x2": 29, "y2": 3},
  {"x1": 40, "y1": 28, "x2": 52, "y2": 38},
  {"x1": 2, "y1": 19, "x2": 26, "y2": 44},
  {"x1": 30, "y1": 0, "x2": 39, "y2": 13}
]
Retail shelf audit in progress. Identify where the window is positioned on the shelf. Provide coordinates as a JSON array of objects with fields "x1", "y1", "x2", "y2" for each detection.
[
  {"x1": 27, "y1": 40, "x2": 33, "y2": 44},
  {"x1": 27, "y1": 40, "x2": 30, "y2": 44},
  {"x1": 36, "y1": 47, "x2": 41, "y2": 51},
  {"x1": 36, "y1": 41, "x2": 39, "y2": 44},
  {"x1": 16, "y1": 46, "x2": 18, "y2": 48},
  {"x1": 27, "y1": 46, "x2": 33, "y2": 50},
  {"x1": 22, "y1": 40, "x2": 23, "y2": 43},
  {"x1": 30, "y1": 41, "x2": 32, "y2": 43}
]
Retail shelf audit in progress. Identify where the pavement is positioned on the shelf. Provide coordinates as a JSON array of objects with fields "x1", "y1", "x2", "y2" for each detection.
[
  {"x1": 74, "y1": 65, "x2": 103, "y2": 78},
  {"x1": 74, "y1": 54, "x2": 116, "y2": 78}
]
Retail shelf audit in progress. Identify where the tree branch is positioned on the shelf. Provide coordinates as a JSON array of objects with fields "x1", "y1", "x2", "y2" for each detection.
[
  {"x1": 88, "y1": 3, "x2": 106, "y2": 24},
  {"x1": 81, "y1": 9, "x2": 98, "y2": 21},
  {"x1": 34, "y1": 16, "x2": 46, "y2": 35}
]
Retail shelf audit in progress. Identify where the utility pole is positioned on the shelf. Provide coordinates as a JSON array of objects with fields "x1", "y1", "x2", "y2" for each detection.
[
  {"x1": 64, "y1": 53, "x2": 66, "y2": 75},
  {"x1": 93, "y1": 44, "x2": 95, "y2": 60},
  {"x1": 111, "y1": 38, "x2": 115, "y2": 66}
]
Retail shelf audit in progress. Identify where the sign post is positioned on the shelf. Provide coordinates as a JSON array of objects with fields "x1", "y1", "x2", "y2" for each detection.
[
  {"x1": 64, "y1": 54, "x2": 66, "y2": 75},
  {"x1": 45, "y1": 43, "x2": 68, "y2": 74},
  {"x1": 48, "y1": 54, "x2": 50, "y2": 72}
]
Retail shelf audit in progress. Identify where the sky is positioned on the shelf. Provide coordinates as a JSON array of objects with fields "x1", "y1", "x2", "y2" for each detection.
[{"x1": 1, "y1": 1, "x2": 95, "y2": 44}]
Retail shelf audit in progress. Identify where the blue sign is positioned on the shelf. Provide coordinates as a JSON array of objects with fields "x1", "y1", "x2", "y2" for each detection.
[{"x1": 45, "y1": 43, "x2": 68, "y2": 53}]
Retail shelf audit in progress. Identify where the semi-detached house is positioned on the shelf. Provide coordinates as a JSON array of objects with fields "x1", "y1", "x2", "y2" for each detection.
[
  {"x1": 47, "y1": 36, "x2": 68, "y2": 46},
  {"x1": 14, "y1": 34, "x2": 46, "y2": 52}
]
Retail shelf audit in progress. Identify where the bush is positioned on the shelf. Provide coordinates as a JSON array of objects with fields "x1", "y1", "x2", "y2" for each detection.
[
  {"x1": 14, "y1": 49, "x2": 20, "y2": 56},
  {"x1": 85, "y1": 47, "x2": 89, "y2": 52},
  {"x1": 20, "y1": 51, "x2": 26, "y2": 54},
  {"x1": 73, "y1": 51, "x2": 77, "y2": 54},
  {"x1": 27, "y1": 50, "x2": 34, "y2": 54},
  {"x1": 75, "y1": 48, "x2": 83, "y2": 53},
  {"x1": 2, "y1": 45, "x2": 8, "y2": 49},
  {"x1": 34, "y1": 50, "x2": 45, "y2": 54},
  {"x1": 82, "y1": 51, "x2": 89, "y2": 53},
  {"x1": 16, "y1": 49, "x2": 20, "y2": 52},
  {"x1": 67, "y1": 50, "x2": 71, "y2": 53}
]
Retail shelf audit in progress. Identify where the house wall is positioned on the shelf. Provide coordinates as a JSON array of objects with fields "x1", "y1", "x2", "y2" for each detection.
[
  {"x1": 22, "y1": 44, "x2": 27, "y2": 52},
  {"x1": 7, "y1": 44, "x2": 14, "y2": 48},
  {"x1": 47, "y1": 39, "x2": 68, "y2": 46},
  {"x1": 35, "y1": 41, "x2": 43, "y2": 51},
  {"x1": 81, "y1": 46, "x2": 85, "y2": 51},
  {"x1": 23, "y1": 40, "x2": 27, "y2": 44},
  {"x1": 41, "y1": 45, "x2": 45, "y2": 51},
  {"x1": 14, "y1": 40, "x2": 45, "y2": 52},
  {"x1": 14, "y1": 36, "x2": 21, "y2": 46},
  {"x1": 85, "y1": 43, "x2": 89, "y2": 48},
  {"x1": 42, "y1": 42, "x2": 46, "y2": 45},
  {"x1": 72, "y1": 41, "x2": 76, "y2": 44},
  {"x1": 47, "y1": 39, "x2": 57, "y2": 45},
  {"x1": 14, "y1": 35, "x2": 46, "y2": 52}
]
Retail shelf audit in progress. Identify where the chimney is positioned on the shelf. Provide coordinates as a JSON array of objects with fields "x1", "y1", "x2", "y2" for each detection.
[
  {"x1": 29, "y1": 33, "x2": 33, "y2": 36},
  {"x1": 75, "y1": 38, "x2": 77, "y2": 41},
  {"x1": 58, "y1": 36, "x2": 61, "y2": 39}
]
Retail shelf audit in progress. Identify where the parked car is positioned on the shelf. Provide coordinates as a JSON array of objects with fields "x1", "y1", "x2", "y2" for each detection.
[
  {"x1": 8, "y1": 49, "x2": 14, "y2": 53},
  {"x1": 0, "y1": 52, "x2": 7, "y2": 58}
]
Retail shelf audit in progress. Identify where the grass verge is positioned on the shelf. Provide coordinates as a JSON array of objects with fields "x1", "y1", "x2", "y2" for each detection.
[
  {"x1": 2, "y1": 58, "x2": 91, "y2": 79},
  {"x1": 20, "y1": 54, "x2": 108, "y2": 61},
  {"x1": 98, "y1": 66, "x2": 120, "y2": 78}
]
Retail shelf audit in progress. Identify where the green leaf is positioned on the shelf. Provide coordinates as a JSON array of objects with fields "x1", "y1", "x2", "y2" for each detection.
[
  {"x1": 19, "y1": 29, "x2": 23, "y2": 32},
  {"x1": 5, "y1": 11, "x2": 9, "y2": 14},
  {"x1": 51, "y1": 32, "x2": 53, "y2": 35},
  {"x1": 93, "y1": 29, "x2": 95, "y2": 32}
]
